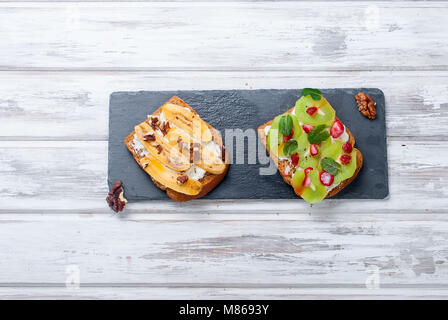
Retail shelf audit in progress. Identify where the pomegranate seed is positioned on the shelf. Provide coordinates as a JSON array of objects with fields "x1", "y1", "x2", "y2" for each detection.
[
  {"x1": 302, "y1": 124, "x2": 313, "y2": 134},
  {"x1": 310, "y1": 144, "x2": 319, "y2": 156},
  {"x1": 342, "y1": 142, "x2": 353, "y2": 153},
  {"x1": 306, "y1": 106, "x2": 318, "y2": 116},
  {"x1": 291, "y1": 153, "x2": 299, "y2": 166},
  {"x1": 302, "y1": 175, "x2": 311, "y2": 187},
  {"x1": 340, "y1": 154, "x2": 351, "y2": 165},
  {"x1": 304, "y1": 167, "x2": 313, "y2": 175},
  {"x1": 320, "y1": 171, "x2": 334, "y2": 186},
  {"x1": 283, "y1": 127, "x2": 294, "y2": 142},
  {"x1": 330, "y1": 120, "x2": 344, "y2": 138}
]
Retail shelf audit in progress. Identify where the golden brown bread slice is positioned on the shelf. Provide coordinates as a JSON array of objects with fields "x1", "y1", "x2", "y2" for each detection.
[
  {"x1": 125, "y1": 96, "x2": 229, "y2": 202},
  {"x1": 257, "y1": 106, "x2": 363, "y2": 199}
]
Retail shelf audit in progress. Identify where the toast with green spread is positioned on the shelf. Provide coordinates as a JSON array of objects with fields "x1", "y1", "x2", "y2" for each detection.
[{"x1": 258, "y1": 89, "x2": 363, "y2": 204}]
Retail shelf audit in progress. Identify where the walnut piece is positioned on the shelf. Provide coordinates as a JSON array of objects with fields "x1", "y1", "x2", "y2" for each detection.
[
  {"x1": 143, "y1": 134, "x2": 155, "y2": 141},
  {"x1": 177, "y1": 175, "x2": 189, "y2": 185},
  {"x1": 159, "y1": 121, "x2": 170, "y2": 136},
  {"x1": 150, "y1": 117, "x2": 159, "y2": 130},
  {"x1": 355, "y1": 92, "x2": 376, "y2": 120},
  {"x1": 106, "y1": 180, "x2": 127, "y2": 213}
]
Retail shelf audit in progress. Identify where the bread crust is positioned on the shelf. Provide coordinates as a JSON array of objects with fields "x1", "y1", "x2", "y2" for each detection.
[
  {"x1": 125, "y1": 96, "x2": 229, "y2": 202},
  {"x1": 257, "y1": 107, "x2": 363, "y2": 199}
]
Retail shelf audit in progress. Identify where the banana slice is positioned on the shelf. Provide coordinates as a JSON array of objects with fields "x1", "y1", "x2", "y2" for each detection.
[
  {"x1": 163, "y1": 121, "x2": 226, "y2": 174},
  {"x1": 165, "y1": 125, "x2": 193, "y2": 147},
  {"x1": 135, "y1": 124, "x2": 191, "y2": 172},
  {"x1": 162, "y1": 103, "x2": 213, "y2": 142},
  {"x1": 195, "y1": 143, "x2": 226, "y2": 174},
  {"x1": 140, "y1": 156, "x2": 202, "y2": 196},
  {"x1": 138, "y1": 122, "x2": 191, "y2": 165}
]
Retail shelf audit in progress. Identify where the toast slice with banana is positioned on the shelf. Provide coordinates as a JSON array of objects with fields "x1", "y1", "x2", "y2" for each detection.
[
  {"x1": 125, "y1": 96, "x2": 229, "y2": 202},
  {"x1": 258, "y1": 89, "x2": 363, "y2": 204}
]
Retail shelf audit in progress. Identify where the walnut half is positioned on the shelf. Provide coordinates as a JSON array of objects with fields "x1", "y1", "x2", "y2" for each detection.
[
  {"x1": 106, "y1": 180, "x2": 127, "y2": 213},
  {"x1": 177, "y1": 175, "x2": 189, "y2": 185},
  {"x1": 355, "y1": 92, "x2": 376, "y2": 120}
]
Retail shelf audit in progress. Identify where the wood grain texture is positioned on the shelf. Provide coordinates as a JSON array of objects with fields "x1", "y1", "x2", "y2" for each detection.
[
  {"x1": 3, "y1": 0, "x2": 443, "y2": 2},
  {"x1": 1, "y1": 2, "x2": 447, "y2": 70},
  {"x1": 0, "y1": 139, "x2": 446, "y2": 212},
  {"x1": 0, "y1": 71, "x2": 447, "y2": 140},
  {"x1": 1, "y1": 287, "x2": 448, "y2": 300},
  {"x1": 1, "y1": 1, "x2": 448, "y2": 299},
  {"x1": 0, "y1": 213, "x2": 447, "y2": 287}
]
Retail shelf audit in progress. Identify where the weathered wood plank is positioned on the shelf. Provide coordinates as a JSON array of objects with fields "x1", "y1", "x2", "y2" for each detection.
[
  {"x1": 1, "y1": 2, "x2": 447, "y2": 70},
  {"x1": 0, "y1": 140, "x2": 447, "y2": 212},
  {"x1": 2, "y1": 1, "x2": 446, "y2": 300},
  {"x1": 1, "y1": 286, "x2": 448, "y2": 300},
  {"x1": 2, "y1": 0, "x2": 443, "y2": 2},
  {"x1": 0, "y1": 213, "x2": 447, "y2": 286},
  {"x1": 0, "y1": 71, "x2": 447, "y2": 140}
]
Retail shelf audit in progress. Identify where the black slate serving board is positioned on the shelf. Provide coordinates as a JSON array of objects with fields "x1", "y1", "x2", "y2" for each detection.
[{"x1": 108, "y1": 89, "x2": 388, "y2": 200}]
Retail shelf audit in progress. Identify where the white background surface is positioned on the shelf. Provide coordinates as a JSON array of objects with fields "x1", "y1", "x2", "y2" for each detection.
[{"x1": 0, "y1": 1, "x2": 448, "y2": 299}]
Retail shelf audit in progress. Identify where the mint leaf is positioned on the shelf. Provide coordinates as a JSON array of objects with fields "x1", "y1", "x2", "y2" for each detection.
[
  {"x1": 321, "y1": 157, "x2": 341, "y2": 176},
  {"x1": 279, "y1": 114, "x2": 293, "y2": 137},
  {"x1": 307, "y1": 124, "x2": 330, "y2": 144},
  {"x1": 283, "y1": 139, "x2": 298, "y2": 156},
  {"x1": 301, "y1": 88, "x2": 322, "y2": 101}
]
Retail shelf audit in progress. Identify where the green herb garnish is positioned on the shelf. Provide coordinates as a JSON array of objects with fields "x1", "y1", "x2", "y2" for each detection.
[
  {"x1": 279, "y1": 114, "x2": 293, "y2": 137},
  {"x1": 307, "y1": 124, "x2": 330, "y2": 144},
  {"x1": 301, "y1": 88, "x2": 322, "y2": 101},
  {"x1": 283, "y1": 139, "x2": 298, "y2": 156},
  {"x1": 321, "y1": 157, "x2": 341, "y2": 176}
]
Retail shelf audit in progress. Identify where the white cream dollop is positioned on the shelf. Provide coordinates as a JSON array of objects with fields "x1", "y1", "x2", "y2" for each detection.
[
  {"x1": 132, "y1": 134, "x2": 149, "y2": 157},
  {"x1": 185, "y1": 165, "x2": 206, "y2": 181},
  {"x1": 204, "y1": 141, "x2": 222, "y2": 158}
]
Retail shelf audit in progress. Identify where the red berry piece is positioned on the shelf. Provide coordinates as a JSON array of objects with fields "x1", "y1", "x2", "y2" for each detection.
[
  {"x1": 310, "y1": 144, "x2": 319, "y2": 156},
  {"x1": 306, "y1": 106, "x2": 318, "y2": 116},
  {"x1": 302, "y1": 124, "x2": 313, "y2": 134},
  {"x1": 340, "y1": 154, "x2": 351, "y2": 165},
  {"x1": 320, "y1": 171, "x2": 334, "y2": 186},
  {"x1": 283, "y1": 127, "x2": 294, "y2": 142},
  {"x1": 303, "y1": 175, "x2": 311, "y2": 187},
  {"x1": 291, "y1": 153, "x2": 299, "y2": 166},
  {"x1": 330, "y1": 120, "x2": 344, "y2": 138},
  {"x1": 304, "y1": 167, "x2": 313, "y2": 175},
  {"x1": 342, "y1": 142, "x2": 353, "y2": 153}
]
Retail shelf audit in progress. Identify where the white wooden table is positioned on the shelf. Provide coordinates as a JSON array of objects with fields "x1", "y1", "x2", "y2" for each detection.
[{"x1": 1, "y1": 1, "x2": 448, "y2": 300}]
